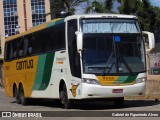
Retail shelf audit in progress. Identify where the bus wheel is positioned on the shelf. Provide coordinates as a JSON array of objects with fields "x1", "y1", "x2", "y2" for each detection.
[
  {"x1": 113, "y1": 97, "x2": 124, "y2": 106},
  {"x1": 19, "y1": 85, "x2": 27, "y2": 105},
  {"x1": 14, "y1": 86, "x2": 21, "y2": 104},
  {"x1": 60, "y1": 84, "x2": 73, "y2": 109}
]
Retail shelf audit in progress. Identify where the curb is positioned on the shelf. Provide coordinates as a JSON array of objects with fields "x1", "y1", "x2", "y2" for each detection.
[{"x1": 125, "y1": 94, "x2": 160, "y2": 100}]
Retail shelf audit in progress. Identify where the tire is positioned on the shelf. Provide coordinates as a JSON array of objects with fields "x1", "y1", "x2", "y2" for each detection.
[
  {"x1": 19, "y1": 86, "x2": 28, "y2": 105},
  {"x1": 113, "y1": 97, "x2": 124, "y2": 106},
  {"x1": 14, "y1": 86, "x2": 21, "y2": 104},
  {"x1": 60, "y1": 84, "x2": 73, "y2": 109}
]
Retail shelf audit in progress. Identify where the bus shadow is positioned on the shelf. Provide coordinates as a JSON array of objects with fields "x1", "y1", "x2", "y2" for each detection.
[
  {"x1": 11, "y1": 99, "x2": 160, "y2": 110},
  {"x1": 27, "y1": 99, "x2": 63, "y2": 108},
  {"x1": 73, "y1": 100, "x2": 160, "y2": 110}
]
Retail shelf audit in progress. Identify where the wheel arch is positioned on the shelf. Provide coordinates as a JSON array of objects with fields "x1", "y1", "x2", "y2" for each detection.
[
  {"x1": 59, "y1": 79, "x2": 65, "y2": 93},
  {"x1": 59, "y1": 79, "x2": 69, "y2": 97}
]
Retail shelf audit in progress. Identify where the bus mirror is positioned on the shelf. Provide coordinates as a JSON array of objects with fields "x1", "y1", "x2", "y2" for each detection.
[
  {"x1": 60, "y1": 11, "x2": 70, "y2": 18},
  {"x1": 75, "y1": 31, "x2": 83, "y2": 52},
  {"x1": 142, "y1": 31, "x2": 155, "y2": 51}
]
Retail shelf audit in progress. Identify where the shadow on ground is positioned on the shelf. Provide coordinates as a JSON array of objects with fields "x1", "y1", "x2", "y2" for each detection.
[{"x1": 10, "y1": 98, "x2": 160, "y2": 110}]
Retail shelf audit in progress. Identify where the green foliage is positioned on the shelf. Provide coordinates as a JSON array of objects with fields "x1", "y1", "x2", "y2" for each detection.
[
  {"x1": 46, "y1": 0, "x2": 64, "y2": 18},
  {"x1": 48, "y1": 0, "x2": 88, "y2": 18},
  {"x1": 63, "y1": 0, "x2": 88, "y2": 14},
  {"x1": 48, "y1": 0, "x2": 160, "y2": 33},
  {"x1": 117, "y1": 0, "x2": 160, "y2": 32},
  {"x1": 85, "y1": 0, "x2": 115, "y2": 13},
  {"x1": 84, "y1": 0, "x2": 160, "y2": 32}
]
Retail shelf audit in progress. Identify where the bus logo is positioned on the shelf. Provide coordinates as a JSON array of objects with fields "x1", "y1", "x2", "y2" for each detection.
[{"x1": 70, "y1": 85, "x2": 78, "y2": 97}]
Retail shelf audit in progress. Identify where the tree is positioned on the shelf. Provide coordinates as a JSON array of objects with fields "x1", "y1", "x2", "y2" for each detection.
[
  {"x1": 117, "y1": 0, "x2": 160, "y2": 32},
  {"x1": 47, "y1": 0, "x2": 64, "y2": 19},
  {"x1": 48, "y1": 0, "x2": 88, "y2": 19},
  {"x1": 85, "y1": 0, "x2": 115, "y2": 13},
  {"x1": 63, "y1": 0, "x2": 88, "y2": 14}
]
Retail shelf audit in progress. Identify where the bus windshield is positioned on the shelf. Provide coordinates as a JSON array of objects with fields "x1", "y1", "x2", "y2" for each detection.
[{"x1": 81, "y1": 19, "x2": 145, "y2": 75}]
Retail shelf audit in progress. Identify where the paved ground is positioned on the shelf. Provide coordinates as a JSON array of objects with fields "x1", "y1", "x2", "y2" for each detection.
[{"x1": 0, "y1": 87, "x2": 160, "y2": 120}]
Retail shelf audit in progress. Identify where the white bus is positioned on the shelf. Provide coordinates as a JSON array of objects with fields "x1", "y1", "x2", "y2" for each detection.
[{"x1": 4, "y1": 14, "x2": 155, "y2": 109}]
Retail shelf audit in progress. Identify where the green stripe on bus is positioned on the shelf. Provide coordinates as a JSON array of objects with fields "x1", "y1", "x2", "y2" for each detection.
[
  {"x1": 32, "y1": 54, "x2": 47, "y2": 90},
  {"x1": 116, "y1": 76, "x2": 128, "y2": 84},
  {"x1": 38, "y1": 53, "x2": 55, "y2": 90},
  {"x1": 124, "y1": 75, "x2": 137, "y2": 83},
  {"x1": 47, "y1": 19, "x2": 64, "y2": 28}
]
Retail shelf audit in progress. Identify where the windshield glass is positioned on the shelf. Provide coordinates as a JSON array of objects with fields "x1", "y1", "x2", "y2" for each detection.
[
  {"x1": 81, "y1": 19, "x2": 145, "y2": 75},
  {"x1": 82, "y1": 19, "x2": 140, "y2": 33},
  {"x1": 82, "y1": 33, "x2": 145, "y2": 75}
]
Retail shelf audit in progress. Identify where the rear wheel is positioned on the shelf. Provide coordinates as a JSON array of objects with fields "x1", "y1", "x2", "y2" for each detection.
[
  {"x1": 60, "y1": 84, "x2": 73, "y2": 109},
  {"x1": 13, "y1": 86, "x2": 21, "y2": 104},
  {"x1": 19, "y1": 85, "x2": 28, "y2": 105},
  {"x1": 113, "y1": 97, "x2": 124, "y2": 106}
]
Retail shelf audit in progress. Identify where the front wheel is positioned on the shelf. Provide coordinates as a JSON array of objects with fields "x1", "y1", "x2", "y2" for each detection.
[{"x1": 60, "y1": 84, "x2": 74, "y2": 109}]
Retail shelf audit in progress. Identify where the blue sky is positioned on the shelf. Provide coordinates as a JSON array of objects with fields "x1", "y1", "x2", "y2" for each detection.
[
  {"x1": 75, "y1": 0, "x2": 160, "y2": 14},
  {"x1": 150, "y1": 0, "x2": 160, "y2": 7}
]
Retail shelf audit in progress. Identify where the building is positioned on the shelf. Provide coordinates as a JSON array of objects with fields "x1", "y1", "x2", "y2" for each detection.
[
  {"x1": 149, "y1": 43, "x2": 160, "y2": 75},
  {"x1": 0, "y1": 0, "x2": 51, "y2": 86},
  {"x1": 0, "y1": 0, "x2": 51, "y2": 60}
]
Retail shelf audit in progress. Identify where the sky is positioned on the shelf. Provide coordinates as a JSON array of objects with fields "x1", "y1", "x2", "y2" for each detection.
[
  {"x1": 75, "y1": 0, "x2": 160, "y2": 14},
  {"x1": 150, "y1": 0, "x2": 160, "y2": 7}
]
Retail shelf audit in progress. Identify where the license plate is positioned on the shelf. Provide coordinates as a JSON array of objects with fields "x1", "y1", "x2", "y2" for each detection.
[{"x1": 112, "y1": 89, "x2": 123, "y2": 93}]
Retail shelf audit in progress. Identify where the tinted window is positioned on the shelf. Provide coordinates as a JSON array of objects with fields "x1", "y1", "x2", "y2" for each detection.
[
  {"x1": 68, "y1": 19, "x2": 81, "y2": 78},
  {"x1": 5, "y1": 22, "x2": 65, "y2": 61}
]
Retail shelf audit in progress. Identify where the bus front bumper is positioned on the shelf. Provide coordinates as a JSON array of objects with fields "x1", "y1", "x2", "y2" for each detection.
[{"x1": 81, "y1": 82, "x2": 146, "y2": 99}]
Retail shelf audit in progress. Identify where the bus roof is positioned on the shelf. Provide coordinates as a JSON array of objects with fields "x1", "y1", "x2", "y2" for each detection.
[
  {"x1": 5, "y1": 18, "x2": 64, "y2": 42},
  {"x1": 65, "y1": 14, "x2": 137, "y2": 21}
]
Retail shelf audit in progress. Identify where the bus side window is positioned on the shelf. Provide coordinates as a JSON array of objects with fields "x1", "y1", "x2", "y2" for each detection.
[
  {"x1": 30, "y1": 36, "x2": 37, "y2": 55},
  {"x1": 23, "y1": 38, "x2": 29, "y2": 56},
  {"x1": 13, "y1": 40, "x2": 18, "y2": 58},
  {"x1": 44, "y1": 32, "x2": 55, "y2": 52},
  {"x1": 28, "y1": 46, "x2": 32, "y2": 55},
  {"x1": 9, "y1": 42, "x2": 14, "y2": 60},
  {"x1": 27, "y1": 37, "x2": 32, "y2": 55},
  {"x1": 19, "y1": 39, "x2": 24, "y2": 57},
  {"x1": 68, "y1": 19, "x2": 81, "y2": 78},
  {"x1": 4, "y1": 43, "x2": 8, "y2": 60},
  {"x1": 54, "y1": 24, "x2": 65, "y2": 50},
  {"x1": 5, "y1": 42, "x2": 11, "y2": 61},
  {"x1": 14, "y1": 39, "x2": 23, "y2": 58}
]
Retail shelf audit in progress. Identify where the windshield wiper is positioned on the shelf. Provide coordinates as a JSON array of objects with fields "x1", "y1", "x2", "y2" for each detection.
[
  {"x1": 118, "y1": 54, "x2": 134, "y2": 75},
  {"x1": 103, "y1": 52, "x2": 114, "y2": 75}
]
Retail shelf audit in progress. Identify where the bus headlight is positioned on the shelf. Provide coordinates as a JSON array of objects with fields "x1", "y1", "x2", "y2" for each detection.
[
  {"x1": 82, "y1": 78, "x2": 100, "y2": 85},
  {"x1": 135, "y1": 77, "x2": 146, "y2": 83}
]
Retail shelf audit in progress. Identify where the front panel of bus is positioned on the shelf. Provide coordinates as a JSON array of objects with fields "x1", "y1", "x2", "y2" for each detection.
[{"x1": 77, "y1": 18, "x2": 146, "y2": 98}]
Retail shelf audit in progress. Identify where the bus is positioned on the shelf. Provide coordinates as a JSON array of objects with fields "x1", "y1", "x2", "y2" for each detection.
[{"x1": 4, "y1": 14, "x2": 155, "y2": 109}]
